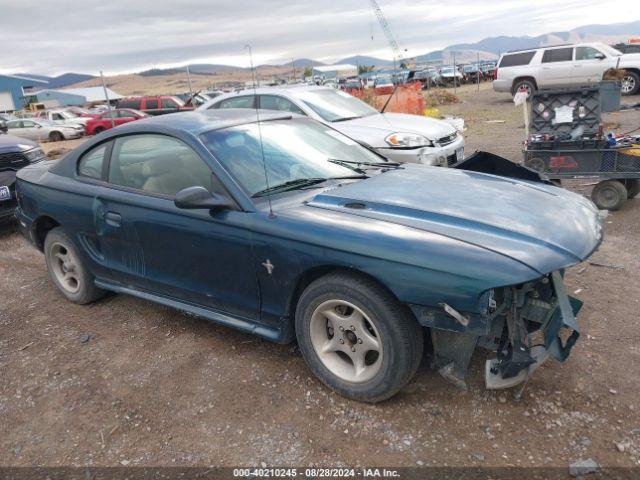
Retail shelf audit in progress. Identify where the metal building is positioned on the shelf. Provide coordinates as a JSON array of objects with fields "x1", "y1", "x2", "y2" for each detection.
[
  {"x1": 0, "y1": 74, "x2": 48, "y2": 111},
  {"x1": 30, "y1": 87, "x2": 123, "y2": 107}
]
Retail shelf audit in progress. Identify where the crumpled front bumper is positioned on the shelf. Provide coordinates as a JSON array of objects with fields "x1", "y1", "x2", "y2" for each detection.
[
  {"x1": 484, "y1": 271, "x2": 582, "y2": 389},
  {"x1": 424, "y1": 270, "x2": 583, "y2": 391}
]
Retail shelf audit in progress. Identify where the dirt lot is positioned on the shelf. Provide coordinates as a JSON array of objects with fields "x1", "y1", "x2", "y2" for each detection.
[{"x1": 1, "y1": 85, "x2": 640, "y2": 471}]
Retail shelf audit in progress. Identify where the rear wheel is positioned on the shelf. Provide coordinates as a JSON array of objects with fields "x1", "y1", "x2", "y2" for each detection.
[
  {"x1": 93, "y1": 126, "x2": 105, "y2": 135},
  {"x1": 44, "y1": 227, "x2": 105, "y2": 304},
  {"x1": 295, "y1": 272, "x2": 423, "y2": 403},
  {"x1": 512, "y1": 78, "x2": 536, "y2": 97},
  {"x1": 49, "y1": 131, "x2": 64, "y2": 142},
  {"x1": 591, "y1": 180, "x2": 628, "y2": 210},
  {"x1": 621, "y1": 71, "x2": 640, "y2": 96}
]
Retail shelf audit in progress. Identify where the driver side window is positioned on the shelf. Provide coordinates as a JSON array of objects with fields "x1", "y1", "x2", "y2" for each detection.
[
  {"x1": 108, "y1": 134, "x2": 212, "y2": 196},
  {"x1": 575, "y1": 47, "x2": 603, "y2": 61}
]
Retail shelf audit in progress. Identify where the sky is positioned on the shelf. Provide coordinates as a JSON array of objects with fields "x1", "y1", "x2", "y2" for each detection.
[{"x1": 1, "y1": 0, "x2": 639, "y2": 76}]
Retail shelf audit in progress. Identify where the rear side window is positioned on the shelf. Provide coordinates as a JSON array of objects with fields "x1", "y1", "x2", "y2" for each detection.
[
  {"x1": 78, "y1": 144, "x2": 107, "y2": 179},
  {"x1": 145, "y1": 99, "x2": 159, "y2": 109},
  {"x1": 216, "y1": 96, "x2": 255, "y2": 109},
  {"x1": 119, "y1": 99, "x2": 140, "y2": 109},
  {"x1": 499, "y1": 51, "x2": 535, "y2": 67},
  {"x1": 259, "y1": 95, "x2": 305, "y2": 115},
  {"x1": 542, "y1": 48, "x2": 573, "y2": 63}
]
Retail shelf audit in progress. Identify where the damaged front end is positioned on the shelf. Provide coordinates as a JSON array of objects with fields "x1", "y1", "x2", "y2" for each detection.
[{"x1": 413, "y1": 271, "x2": 582, "y2": 390}]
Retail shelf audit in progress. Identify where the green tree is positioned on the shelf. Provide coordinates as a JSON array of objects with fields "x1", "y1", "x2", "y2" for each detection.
[
  {"x1": 303, "y1": 67, "x2": 313, "y2": 78},
  {"x1": 358, "y1": 65, "x2": 374, "y2": 74}
]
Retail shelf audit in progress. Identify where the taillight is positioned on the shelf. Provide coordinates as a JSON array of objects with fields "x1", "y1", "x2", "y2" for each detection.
[{"x1": 494, "y1": 68, "x2": 498, "y2": 80}]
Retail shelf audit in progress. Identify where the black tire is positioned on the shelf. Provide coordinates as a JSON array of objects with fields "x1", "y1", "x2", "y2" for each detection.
[
  {"x1": 512, "y1": 78, "x2": 536, "y2": 97},
  {"x1": 591, "y1": 180, "x2": 628, "y2": 211},
  {"x1": 295, "y1": 271, "x2": 423, "y2": 403},
  {"x1": 622, "y1": 70, "x2": 640, "y2": 96},
  {"x1": 44, "y1": 227, "x2": 105, "y2": 304},
  {"x1": 49, "y1": 131, "x2": 64, "y2": 142},
  {"x1": 624, "y1": 179, "x2": 640, "y2": 199}
]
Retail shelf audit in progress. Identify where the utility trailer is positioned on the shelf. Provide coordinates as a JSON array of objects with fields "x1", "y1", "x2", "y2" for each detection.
[{"x1": 521, "y1": 85, "x2": 639, "y2": 210}]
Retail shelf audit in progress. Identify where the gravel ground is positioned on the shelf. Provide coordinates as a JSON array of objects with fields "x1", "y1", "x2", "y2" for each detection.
[{"x1": 1, "y1": 86, "x2": 639, "y2": 470}]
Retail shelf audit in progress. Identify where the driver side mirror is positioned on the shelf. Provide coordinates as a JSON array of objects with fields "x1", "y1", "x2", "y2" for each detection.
[
  {"x1": 174, "y1": 186, "x2": 234, "y2": 211},
  {"x1": 595, "y1": 53, "x2": 606, "y2": 60}
]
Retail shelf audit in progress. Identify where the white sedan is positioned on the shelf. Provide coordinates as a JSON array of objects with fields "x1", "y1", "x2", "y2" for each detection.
[{"x1": 198, "y1": 85, "x2": 464, "y2": 166}]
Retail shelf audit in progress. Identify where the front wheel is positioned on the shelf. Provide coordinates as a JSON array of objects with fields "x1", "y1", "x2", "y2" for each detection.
[
  {"x1": 295, "y1": 272, "x2": 423, "y2": 403},
  {"x1": 622, "y1": 71, "x2": 640, "y2": 96}
]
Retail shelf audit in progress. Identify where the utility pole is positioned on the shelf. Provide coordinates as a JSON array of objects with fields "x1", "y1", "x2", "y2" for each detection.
[
  {"x1": 291, "y1": 58, "x2": 296, "y2": 82},
  {"x1": 477, "y1": 51, "x2": 480, "y2": 92},
  {"x1": 186, "y1": 65, "x2": 193, "y2": 96},
  {"x1": 100, "y1": 71, "x2": 115, "y2": 128},
  {"x1": 453, "y1": 52, "x2": 457, "y2": 94}
]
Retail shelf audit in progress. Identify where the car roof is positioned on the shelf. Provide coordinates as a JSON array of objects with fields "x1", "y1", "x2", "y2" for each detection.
[
  {"x1": 505, "y1": 42, "x2": 606, "y2": 54},
  {"x1": 96, "y1": 109, "x2": 296, "y2": 136}
]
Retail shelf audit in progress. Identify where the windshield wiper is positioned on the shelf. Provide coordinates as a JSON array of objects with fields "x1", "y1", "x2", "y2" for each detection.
[
  {"x1": 252, "y1": 175, "x2": 366, "y2": 198},
  {"x1": 332, "y1": 116, "x2": 362, "y2": 122},
  {"x1": 328, "y1": 158, "x2": 401, "y2": 170}
]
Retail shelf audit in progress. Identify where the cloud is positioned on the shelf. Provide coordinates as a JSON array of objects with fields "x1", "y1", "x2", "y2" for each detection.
[{"x1": 0, "y1": 0, "x2": 638, "y2": 75}]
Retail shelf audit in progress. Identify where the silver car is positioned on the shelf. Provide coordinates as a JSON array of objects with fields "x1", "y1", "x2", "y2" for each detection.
[
  {"x1": 6, "y1": 118, "x2": 84, "y2": 142},
  {"x1": 198, "y1": 86, "x2": 464, "y2": 166}
]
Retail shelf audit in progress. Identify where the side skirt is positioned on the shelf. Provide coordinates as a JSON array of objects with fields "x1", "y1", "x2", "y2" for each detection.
[{"x1": 94, "y1": 279, "x2": 284, "y2": 343}]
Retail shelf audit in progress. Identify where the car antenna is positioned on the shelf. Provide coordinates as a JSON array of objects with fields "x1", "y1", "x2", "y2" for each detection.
[{"x1": 245, "y1": 44, "x2": 275, "y2": 219}]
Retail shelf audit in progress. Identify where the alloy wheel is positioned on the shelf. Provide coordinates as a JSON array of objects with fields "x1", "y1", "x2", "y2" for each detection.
[
  {"x1": 309, "y1": 299, "x2": 383, "y2": 383},
  {"x1": 622, "y1": 75, "x2": 636, "y2": 94},
  {"x1": 49, "y1": 242, "x2": 81, "y2": 294}
]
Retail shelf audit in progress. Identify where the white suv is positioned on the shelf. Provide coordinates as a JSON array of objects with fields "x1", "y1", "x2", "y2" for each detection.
[{"x1": 493, "y1": 42, "x2": 640, "y2": 96}]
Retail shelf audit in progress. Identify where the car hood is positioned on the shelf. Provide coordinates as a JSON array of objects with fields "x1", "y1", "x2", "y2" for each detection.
[
  {"x1": 306, "y1": 164, "x2": 602, "y2": 275},
  {"x1": 0, "y1": 134, "x2": 38, "y2": 154},
  {"x1": 332, "y1": 112, "x2": 457, "y2": 147},
  {"x1": 619, "y1": 53, "x2": 640, "y2": 65}
]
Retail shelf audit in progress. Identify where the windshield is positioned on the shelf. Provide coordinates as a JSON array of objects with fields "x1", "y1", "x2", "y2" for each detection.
[
  {"x1": 599, "y1": 44, "x2": 622, "y2": 57},
  {"x1": 294, "y1": 89, "x2": 378, "y2": 122},
  {"x1": 200, "y1": 118, "x2": 381, "y2": 196}
]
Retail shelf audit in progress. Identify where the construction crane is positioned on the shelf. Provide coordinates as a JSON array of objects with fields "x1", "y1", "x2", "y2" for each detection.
[{"x1": 369, "y1": 0, "x2": 406, "y2": 68}]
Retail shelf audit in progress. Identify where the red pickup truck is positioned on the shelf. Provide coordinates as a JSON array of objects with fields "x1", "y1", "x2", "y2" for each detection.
[{"x1": 116, "y1": 95, "x2": 194, "y2": 116}]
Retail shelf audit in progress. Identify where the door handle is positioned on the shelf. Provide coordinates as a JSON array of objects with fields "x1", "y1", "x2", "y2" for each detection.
[{"x1": 104, "y1": 211, "x2": 122, "y2": 227}]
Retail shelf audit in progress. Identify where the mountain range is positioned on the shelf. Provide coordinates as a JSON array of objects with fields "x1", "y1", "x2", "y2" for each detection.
[
  {"x1": 16, "y1": 19, "x2": 640, "y2": 86},
  {"x1": 16, "y1": 72, "x2": 95, "y2": 88}
]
